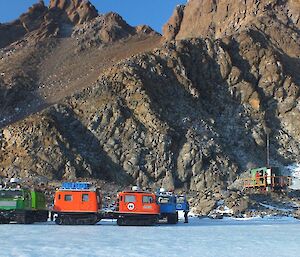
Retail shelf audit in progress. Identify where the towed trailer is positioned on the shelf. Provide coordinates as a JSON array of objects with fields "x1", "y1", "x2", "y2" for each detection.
[
  {"x1": 114, "y1": 186, "x2": 160, "y2": 226},
  {"x1": 53, "y1": 184, "x2": 160, "y2": 226}
]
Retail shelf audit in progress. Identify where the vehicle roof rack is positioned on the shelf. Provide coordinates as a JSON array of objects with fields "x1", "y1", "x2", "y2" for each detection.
[{"x1": 60, "y1": 182, "x2": 91, "y2": 190}]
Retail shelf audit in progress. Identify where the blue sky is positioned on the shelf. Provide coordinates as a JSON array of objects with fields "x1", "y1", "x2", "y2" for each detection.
[{"x1": 0, "y1": 0, "x2": 187, "y2": 32}]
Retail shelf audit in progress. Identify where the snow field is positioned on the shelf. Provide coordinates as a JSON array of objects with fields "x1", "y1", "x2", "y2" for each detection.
[{"x1": 1, "y1": 217, "x2": 300, "y2": 257}]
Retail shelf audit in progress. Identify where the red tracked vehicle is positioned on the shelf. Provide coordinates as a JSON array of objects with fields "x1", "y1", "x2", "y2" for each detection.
[
  {"x1": 115, "y1": 186, "x2": 160, "y2": 226},
  {"x1": 53, "y1": 182, "x2": 102, "y2": 225}
]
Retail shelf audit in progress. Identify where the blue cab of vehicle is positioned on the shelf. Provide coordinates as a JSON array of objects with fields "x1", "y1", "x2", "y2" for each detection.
[
  {"x1": 156, "y1": 188, "x2": 178, "y2": 224},
  {"x1": 175, "y1": 195, "x2": 189, "y2": 212}
]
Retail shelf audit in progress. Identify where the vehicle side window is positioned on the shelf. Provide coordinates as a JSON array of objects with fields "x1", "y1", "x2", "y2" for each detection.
[
  {"x1": 142, "y1": 195, "x2": 153, "y2": 203},
  {"x1": 64, "y1": 195, "x2": 73, "y2": 201},
  {"x1": 58, "y1": 194, "x2": 61, "y2": 200},
  {"x1": 124, "y1": 195, "x2": 136, "y2": 202},
  {"x1": 82, "y1": 194, "x2": 89, "y2": 202}
]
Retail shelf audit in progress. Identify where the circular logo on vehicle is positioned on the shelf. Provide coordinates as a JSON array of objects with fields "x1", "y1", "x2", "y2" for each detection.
[
  {"x1": 127, "y1": 203, "x2": 135, "y2": 210},
  {"x1": 176, "y1": 204, "x2": 182, "y2": 209}
]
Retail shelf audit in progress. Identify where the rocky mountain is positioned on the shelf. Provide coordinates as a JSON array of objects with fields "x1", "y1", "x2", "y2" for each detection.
[
  {"x1": 49, "y1": 0, "x2": 98, "y2": 24},
  {"x1": 164, "y1": 0, "x2": 300, "y2": 41},
  {"x1": 0, "y1": 0, "x2": 300, "y2": 215},
  {"x1": 0, "y1": 0, "x2": 158, "y2": 128}
]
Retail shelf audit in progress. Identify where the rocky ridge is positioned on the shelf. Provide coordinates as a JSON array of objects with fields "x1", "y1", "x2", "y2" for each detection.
[
  {"x1": 72, "y1": 12, "x2": 157, "y2": 51},
  {"x1": 0, "y1": 0, "x2": 158, "y2": 128},
  {"x1": 164, "y1": 0, "x2": 300, "y2": 42},
  {"x1": 49, "y1": 0, "x2": 98, "y2": 24}
]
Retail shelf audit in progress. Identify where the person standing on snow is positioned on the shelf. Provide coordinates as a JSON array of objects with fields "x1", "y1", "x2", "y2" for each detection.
[{"x1": 184, "y1": 201, "x2": 189, "y2": 223}]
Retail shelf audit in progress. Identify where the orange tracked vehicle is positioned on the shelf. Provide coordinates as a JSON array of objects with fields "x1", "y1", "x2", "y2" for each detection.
[
  {"x1": 53, "y1": 182, "x2": 102, "y2": 225},
  {"x1": 115, "y1": 186, "x2": 160, "y2": 226}
]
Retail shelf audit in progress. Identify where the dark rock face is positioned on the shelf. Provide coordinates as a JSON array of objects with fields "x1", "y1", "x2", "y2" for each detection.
[
  {"x1": 2, "y1": 34, "x2": 299, "y2": 193},
  {"x1": 162, "y1": 0, "x2": 300, "y2": 166}
]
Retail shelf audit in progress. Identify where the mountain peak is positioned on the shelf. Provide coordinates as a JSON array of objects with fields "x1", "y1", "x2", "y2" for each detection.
[{"x1": 49, "y1": 0, "x2": 98, "y2": 24}]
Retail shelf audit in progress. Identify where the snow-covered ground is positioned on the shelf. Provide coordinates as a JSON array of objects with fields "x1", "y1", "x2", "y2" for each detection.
[{"x1": 1, "y1": 217, "x2": 300, "y2": 257}]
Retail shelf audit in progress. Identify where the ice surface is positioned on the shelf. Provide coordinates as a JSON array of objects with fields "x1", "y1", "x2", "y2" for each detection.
[{"x1": 1, "y1": 217, "x2": 300, "y2": 257}]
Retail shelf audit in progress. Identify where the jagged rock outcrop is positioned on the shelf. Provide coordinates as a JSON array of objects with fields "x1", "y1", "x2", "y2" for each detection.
[
  {"x1": 162, "y1": 5, "x2": 185, "y2": 41},
  {"x1": 49, "y1": 0, "x2": 98, "y2": 24},
  {"x1": 0, "y1": 0, "x2": 99, "y2": 49},
  {"x1": 72, "y1": 12, "x2": 157, "y2": 51},
  {"x1": 164, "y1": 0, "x2": 300, "y2": 42},
  {"x1": 163, "y1": 0, "x2": 300, "y2": 155},
  {"x1": 0, "y1": 1, "x2": 48, "y2": 48}
]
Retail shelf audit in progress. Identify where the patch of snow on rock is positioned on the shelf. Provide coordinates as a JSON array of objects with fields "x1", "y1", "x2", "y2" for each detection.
[{"x1": 285, "y1": 163, "x2": 300, "y2": 189}]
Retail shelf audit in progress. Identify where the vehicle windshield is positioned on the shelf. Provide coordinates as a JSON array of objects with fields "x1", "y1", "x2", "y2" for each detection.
[
  {"x1": 157, "y1": 196, "x2": 169, "y2": 204},
  {"x1": 0, "y1": 190, "x2": 23, "y2": 199},
  {"x1": 176, "y1": 196, "x2": 185, "y2": 204}
]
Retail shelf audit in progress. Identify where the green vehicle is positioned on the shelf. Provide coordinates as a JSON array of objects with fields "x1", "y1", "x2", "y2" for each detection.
[{"x1": 0, "y1": 187, "x2": 48, "y2": 224}]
